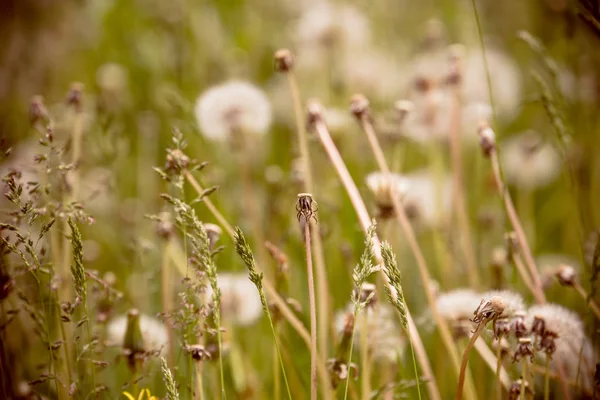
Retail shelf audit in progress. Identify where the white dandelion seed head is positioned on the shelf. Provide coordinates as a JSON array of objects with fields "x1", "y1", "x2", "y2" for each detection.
[
  {"x1": 436, "y1": 289, "x2": 482, "y2": 322},
  {"x1": 106, "y1": 314, "x2": 168, "y2": 353},
  {"x1": 205, "y1": 273, "x2": 263, "y2": 326},
  {"x1": 526, "y1": 304, "x2": 595, "y2": 390},
  {"x1": 401, "y1": 88, "x2": 454, "y2": 144},
  {"x1": 324, "y1": 107, "x2": 354, "y2": 133},
  {"x1": 366, "y1": 172, "x2": 408, "y2": 209},
  {"x1": 96, "y1": 63, "x2": 128, "y2": 94},
  {"x1": 401, "y1": 170, "x2": 452, "y2": 227},
  {"x1": 295, "y1": 2, "x2": 370, "y2": 51},
  {"x1": 335, "y1": 303, "x2": 406, "y2": 362},
  {"x1": 500, "y1": 131, "x2": 561, "y2": 189},
  {"x1": 194, "y1": 80, "x2": 272, "y2": 141},
  {"x1": 462, "y1": 48, "x2": 522, "y2": 119},
  {"x1": 481, "y1": 290, "x2": 525, "y2": 318}
]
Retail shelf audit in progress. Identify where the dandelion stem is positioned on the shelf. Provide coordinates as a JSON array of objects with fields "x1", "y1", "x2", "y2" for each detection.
[
  {"x1": 456, "y1": 321, "x2": 487, "y2": 400},
  {"x1": 489, "y1": 151, "x2": 546, "y2": 303},
  {"x1": 351, "y1": 102, "x2": 476, "y2": 399},
  {"x1": 510, "y1": 252, "x2": 538, "y2": 301},
  {"x1": 573, "y1": 282, "x2": 600, "y2": 320},
  {"x1": 496, "y1": 335, "x2": 504, "y2": 400},
  {"x1": 544, "y1": 356, "x2": 551, "y2": 400},
  {"x1": 285, "y1": 65, "x2": 331, "y2": 363},
  {"x1": 310, "y1": 110, "x2": 441, "y2": 400},
  {"x1": 520, "y1": 359, "x2": 528, "y2": 400},
  {"x1": 302, "y1": 219, "x2": 318, "y2": 400},
  {"x1": 448, "y1": 82, "x2": 480, "y2": 288}
]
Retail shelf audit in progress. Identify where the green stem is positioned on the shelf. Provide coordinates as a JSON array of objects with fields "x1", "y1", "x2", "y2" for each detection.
[
  {"x1": 343, "y1": 307, "x2": 359, "y2": 400},
  {"x1": 544, "y1": 356, "x2": 550, "y2": 400},
  {"x1": 266, "y1": 309, "x2": 292, "y2": 399},
  {"x1": 405, "y1": 310, "x2": 422, "y2": 400},
  {"x1": 521, "y1": 360, "x2": 528, "y2": 399}
]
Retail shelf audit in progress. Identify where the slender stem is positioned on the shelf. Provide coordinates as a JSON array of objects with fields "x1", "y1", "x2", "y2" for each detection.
[
  {"x1": 520, "y1": 359, "x2": 528, "y2": 399},
  {"x1": 573, "y1": 282, "x2": 600, "y2": 320},
  {"x1": 406, "y1": 322, "x2": 422, "y2": 400},
  {"x1": 286, "y1": 71, "x2": 331, "y2": 362},
  {"x1": 359, "y1": 116, "x2": 390, "y2": 174},
  {"x1": 343, "y1": 306, "x2": 359, "y2": 400},
  {"x1": 161, "y1": 240, "x2": 175, "y2": 365},
  {"x1": 312, "y1": 117, "x2": 441, "y2": 400},
  {"x1": 273, "y1": 341, "x2": 281, "y2": 400},
  {"x1": 303, "y1": 221, "x2": 318, "y2": 400},
  {"x1": 356, "y1": 114, "x2": 476, "y2": 398},
  {"x1": 359, "y1": 312, "x2": 370, "y2": 400},
  {"x1": 216, "y1": 314, "x2": 226, "y2": 399},
  {"x1": 448, "y1": 84, "x2": 480, "y2": 288},
  {"x1": 496, "y1": 334, "x2": 504, "y2": 400},
  {"x1": 544, "y1": 356, "x2": 551, "y2": 400},
  {"x1": 510, "y1": 252, "x2": 538, "y2": 301},
  {"x1": 183, "y1": 172, "x2": 235, "y2": 238},
  {"x1": 84, "y1": 304, "x2": 96, "y2": 394},
  {"x1": 489, "y1": 151, "x2": 546, "y2": 303},
  {"x1": 456, "y1": 321, "x2": 487, "y2": 400},
  {"x1": 264, "y1": 294, "x2": 293, "y2": 399},
  {"x1": 195, "y1": 358, "x2": 205, "y2": 400},
  {"x1": 471, "y1": 339, "x2": 510, "y2": 390}
]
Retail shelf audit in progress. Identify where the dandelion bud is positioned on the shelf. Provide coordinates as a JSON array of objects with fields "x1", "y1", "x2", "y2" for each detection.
[
  {"x1": 349, "y1": 93, "x2": 370, "y2": 119},
  {"x1": 66, "y1": 82, "x2": 84, "y2": 112},
  {"x1": 306, "y1": 99, "x2": 324, "y2": 127},
  {"x1": 274, "y1": 48, "x2": 294, "y2": 72},
  {"x1": 478, "y1": 123, "x2": 496, "y2": 157},
  {"x1": 555, "y1": 264, "x2": 576, "y2": 286},
  {"x1": 123, "y1": 309, "x2": 145, "y2": 371}
]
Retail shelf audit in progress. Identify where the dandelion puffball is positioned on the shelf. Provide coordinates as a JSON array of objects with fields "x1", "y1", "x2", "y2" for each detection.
[
  {"x1": 500, "y1": 131, "x2": 561, "y2": 189},
  {"x1": 205, "y1": 273, "x2": 263, "y2": 326},
  {"x1": 194, "y1": 80, "x2": 272, "y2": 141},
  {"x1": 107, "y1": 313, "x2": 168, "y2": 352}
]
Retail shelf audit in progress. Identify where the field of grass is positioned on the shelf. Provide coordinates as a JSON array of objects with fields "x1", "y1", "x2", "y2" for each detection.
[{"x1": 1, "y1": 0, "x2": 600, "y2": 399}]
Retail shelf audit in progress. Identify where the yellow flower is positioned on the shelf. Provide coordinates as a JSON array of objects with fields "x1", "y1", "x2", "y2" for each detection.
[{"x1": 122, "y1": 389, "x2": 157, "y2": 400}]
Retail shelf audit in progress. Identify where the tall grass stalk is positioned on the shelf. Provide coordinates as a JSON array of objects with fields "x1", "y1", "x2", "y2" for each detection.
[
  {"x1": 359, "y1": 313, "x2": 370, "y2": 400},
  {"x1": 349, "y1": 99, "x2": 477, "y2": 399},
  {"x1": 276, "y1": 49, "x2": 331, "y2": 364},
  {"x1": 233, "y1": 227, "x2": 293, "y2": 400},
  {"x1": 160, "y1": 239, "x2": 175, "y2": 364},
  {"x1": 308, "y1": 101, "x2": 441, "y2": 400}
]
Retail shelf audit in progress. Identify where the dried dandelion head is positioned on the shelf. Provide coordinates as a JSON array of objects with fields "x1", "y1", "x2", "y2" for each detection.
[
  {"x1": 500, "y1": 131, "x2": 561, "y2": 189},
  {"x1": 194, "y1": 80, "x2": 272, "y2": 141},
  {"x1": 478, "y1": 123, "x2": 496, "y2": 157},
  {"x1": 274, "y1": 48, "x2": 294, "y2": 72},
  {"x1": 555, "y1": 264, "x2": 576, "y2": 286},
  {"x1": 365, "y1": 172, "x2": 407, "y2": 218},
  {"x1": 525, "y1": 303, "x2": 596, "y2": 390},
  {"x1": 204, "y1": 273, "x2": 263, "y2": 326},
  {"x1": 480, "y1": 290, "x2": 525, "y2": 319}
]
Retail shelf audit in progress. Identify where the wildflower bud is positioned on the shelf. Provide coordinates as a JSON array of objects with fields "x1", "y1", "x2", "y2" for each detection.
[
  {"x1": 394, "y1": 100, "x2": 414, "y2": 123},
  {"x1": 203, "y1": 223, "x2": 222, "y2": 249},
  {"x1": 349, "y1": 93, "x2": 370, "y2": 120},
  {"x1": 155, "y1": 212, "x2": 174, "y2": 240},
  {"x1": 478, "y1": 123, "x2": 496, "y2": 157},
  {"x1": 511, "y1": 311, "x2": 528, "y2": 338},
  {"x1": 123, "y1": 309, "x2": 145, "y2": 371},
  {"x1": 274, "y1": 48, "x2": 294, "y2": 72},
  {"x1": 66, "y1": 82, "x2": 85, "y2": 112},
  {"x1": 306, "y1": 99, "x2": 324, "y2": 127},
  {"x1": 513, "y1": 337, "x2": 535, "y2": 363},
  {"x1": 555, "y1": 264, "x2": 576, "y2": 286},
  {"x1": 29, "y1": 95, "x2": 48, "y2": 126}
]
